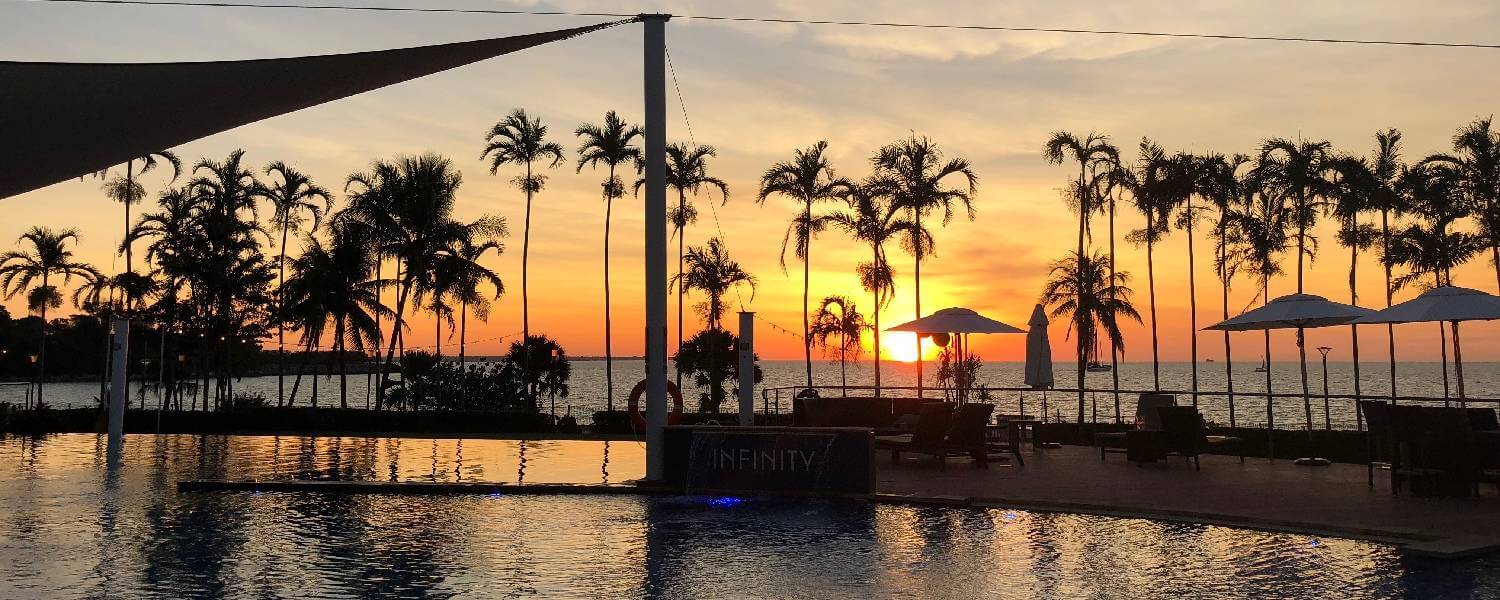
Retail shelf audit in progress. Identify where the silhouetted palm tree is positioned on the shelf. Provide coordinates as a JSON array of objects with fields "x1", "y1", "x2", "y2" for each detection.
[
  {"x1": 1423, "y1": 118, "x2": 1500, "y2": 293},
  {"x1": 575, "y1": 110, "x2": 641, "y2": 411},
  {"x1": 827, "y1": 183, "x2": 926, "y2": 396},
  {"x1": 101, "y1": 150, "x2": 181, "y2": 274},
  {"x1": 1039, "y1": 250, "x2": 1140, "y2": 423},
  {"x1": 505, "y1": 335, "x2": 569, "y2": 413},
  {"x1": 758, "y1": 140, "x2": 851, "y2": 390},
  {"x1": 448, "y1": 234, "x2": 505, "y2": 409},
  {"x1": 483, "y1": 108, "x2": 564, "y2": 398},
  {"x1": 0, "y1": 227, "x2": 96, "y2": 406},
  {"x1": 871, "y1": 136, "x2": 977, "y2": 396},
  {"x1": 1199, "y1": 153, "x2": 1248, "y2": 425},
  {"x1": 1328, "y1": 155, "x2": 1381, "y2": 404},
  {"x1": 808, "y1": 295, "x2": 867, "y2": 391},
  {"x1": 1123, "y1": 140, "x2": 1191, "y2": 389},
  {"x1": 261, "y1": 161, "x2": 331, "y2": 407},
  {"x1": 1044, "y1": 131, "x2": 1117, "y2": 271},
  {"x1": 1227, "y1": 171, "x2": 1292, "y2": 429},
  {"x1": 674, "y1": 237, "x2": 756, "y2": 331},
  {"x1": 1364, "y1": 130, "x2": 1406, "y2": 397},
  {"x1": 283, "y1": 222, "x2": 391, "y2": 408}
]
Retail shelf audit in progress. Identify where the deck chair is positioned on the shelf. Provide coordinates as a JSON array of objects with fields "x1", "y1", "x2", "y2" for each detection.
[
  {"x1": 1360, "y1": 401, "x2": 1397, "y2": 491},
  {"x1": 1155, "y1": 406, "x2": 1243, "y2": 470},
  {"x1": 1098, "y1": 393, "x2": 1175, "y2": 461},
  {"x1": 876, "y1": 403, "x2": 956, "y2": 469},
  {"x1": 1394, "y1": 407, "x2": 1477, "y2": 497}
]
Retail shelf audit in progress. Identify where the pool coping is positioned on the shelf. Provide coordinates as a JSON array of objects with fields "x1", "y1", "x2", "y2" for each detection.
[{"x1": 176, "y1": 479, "x2": 1500, "y2": 560}]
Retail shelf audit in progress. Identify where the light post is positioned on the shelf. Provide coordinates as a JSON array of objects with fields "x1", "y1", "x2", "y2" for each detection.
[{"x1": 1316, "y1": 346, "x2": 1332, "y2": 431}]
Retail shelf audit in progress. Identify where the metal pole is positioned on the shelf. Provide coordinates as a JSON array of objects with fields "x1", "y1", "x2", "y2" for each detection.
[
  {"x1": 1317, "y1": 346, "x2": 1331, "y2": 431},
  {"x1": 738, "y1": 312, "x2": 754, "y2": 426},
  {"x1": 108, "y1": 318, "x2": 129, "y2": 463},
  {"x1": 642, "y1": 13, "x2": 670, "y2": 482}
]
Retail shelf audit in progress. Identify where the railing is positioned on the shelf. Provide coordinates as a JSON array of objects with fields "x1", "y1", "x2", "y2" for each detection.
[
  {"x1": 760, "y1": 384, "x2": 1500, "y2": 432},
  {"x1": 0, "y1": 382, "x2": 35, "y2": 410}
]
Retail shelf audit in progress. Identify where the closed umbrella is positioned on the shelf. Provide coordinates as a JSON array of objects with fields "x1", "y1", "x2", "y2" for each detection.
[
  {"x1": 1024, "y1": 304, "x2": 1054, "y2": 421},
  {"x1": 1204, "y1": 293, "x2": 1375, "y2": 459},
  {"x1": 887, "y1": 307, "x2": 1024, "y2": 400},
  {"x1": 1354, "y1": 285, "x2": 1500, "y2": 405}
]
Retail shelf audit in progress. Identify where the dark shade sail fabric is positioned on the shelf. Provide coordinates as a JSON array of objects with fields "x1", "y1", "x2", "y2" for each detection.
[{"x1": 0, "y1": 19, "x2": 631, "y2": 199}]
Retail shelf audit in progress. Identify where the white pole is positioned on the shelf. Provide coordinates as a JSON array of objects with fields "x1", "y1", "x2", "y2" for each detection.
[
  {"x1": 643, "y1": 13, "x2": 670, "y2": 481},
  {"x1": 738, "y1": 311, "x2": 755, "y2": 426},
  {"x1": 108, "y1": 318, "x2": 129, "y2": 461}
]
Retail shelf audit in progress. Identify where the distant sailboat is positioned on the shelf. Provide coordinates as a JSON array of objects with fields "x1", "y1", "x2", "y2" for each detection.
[
  {"x1": 1086, "y1": 361, "x2": 1112, "y2": 373},
  {"x1": 1254, "y1": 355, "x2": 1269, "y2": 373}
]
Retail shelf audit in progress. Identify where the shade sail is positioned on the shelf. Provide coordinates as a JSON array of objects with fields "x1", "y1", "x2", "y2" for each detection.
[
  {"x1": 1024, "y1": 303, "x2": 1054, "y2": 390},
  {"x1": 0, "y1": 19, "x2": 631, "y2": 199},
  {"x1": 1202, "y1": 293, "x2": 1374, "y2": 331},
  {"x1": 886, "y1": 307, "x2": 1025, "y2": 334},
  {"x1": 1354, "y1": 285, "x2": 1500, "y2": 324}
]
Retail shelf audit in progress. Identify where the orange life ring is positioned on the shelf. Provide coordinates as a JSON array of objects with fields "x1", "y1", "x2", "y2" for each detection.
[{"x1": 628, "y1": 378, "x2": 684, "y2": 431}]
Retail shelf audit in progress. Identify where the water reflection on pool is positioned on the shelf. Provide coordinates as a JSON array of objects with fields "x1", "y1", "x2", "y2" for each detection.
[{"x1": 1, "y1": 434, "x2": 1495, "y2": 599}]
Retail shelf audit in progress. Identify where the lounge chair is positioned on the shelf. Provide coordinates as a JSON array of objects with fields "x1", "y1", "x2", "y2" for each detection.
[
  {"x1": 1360, "y1": 401, "x2": 1398, "y2": 491},
  {"x1": 877, "y1": 403, "x2": 1004, "y2": 469},
  {"x1": 1392, "y1": 406, "x2": 1477, "y2": 497},
  {"x1": 1098, "y1": 393, "x2": 1175, "y2": 461},
  {"x1": 876, "y1": 403, "x2": 955, "y2": 469},
  {"x1": 1153, "y1": 406, "x2": 1244, "y2": 469}
]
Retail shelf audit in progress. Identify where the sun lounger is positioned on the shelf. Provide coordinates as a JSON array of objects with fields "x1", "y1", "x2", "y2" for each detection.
[
  {"x1": 1154, "y1": 406, "x2": 1243, "y2": 469},
  {"x1": 876, "y1": 403, "x2": 955, "y2": 469},
  {"x1": 876, "y1": 402, "x2": 1004, "y2": 469},
  {"x1": 1098, "y1": 393, "x2": 1175, "y2": 461}
]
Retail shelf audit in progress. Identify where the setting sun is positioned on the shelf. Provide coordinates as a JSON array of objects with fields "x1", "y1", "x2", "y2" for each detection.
[{"x1": 877, "y1": 332, "x2": 941, "y2": 363}]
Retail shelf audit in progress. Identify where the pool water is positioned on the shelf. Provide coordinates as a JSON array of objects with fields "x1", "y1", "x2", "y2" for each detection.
[{"x1": 1, "y1": 434, "x2": 1495, "y2": 598}]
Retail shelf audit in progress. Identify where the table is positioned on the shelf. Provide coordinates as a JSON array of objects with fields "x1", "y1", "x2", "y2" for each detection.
[{"x1": 988, "y1": 417, "x2": 1043, "y2": 451}]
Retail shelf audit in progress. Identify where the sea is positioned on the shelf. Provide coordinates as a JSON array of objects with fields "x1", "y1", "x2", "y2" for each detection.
[{"x1": 4, "y1": 359, "x2": 1495, "y2": 431}]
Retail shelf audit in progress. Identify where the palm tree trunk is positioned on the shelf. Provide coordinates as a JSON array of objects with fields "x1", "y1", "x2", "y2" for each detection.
[
  {"x1": 676, "y1": 188, "x2": 686, "y2": 394},
  {"x1": 289, "y1": 338, "x2": 311, "y2": 406},
  {"x1": 337, "y1": 319, "x2": 349, "y2": 409},
  {"x1": 1349, "y1": 244, "x2": 1363, "y2": 407},
  {"x1": 1219, "y1": 233, "x2": 1236, "y2": 428},
  {"x1": 803, "y1": 199, "x2": 813, "y2": 390},
  {"x1": 603, "y1": 167, "x2": 616, "y2": 412},
  {"x1": 914, "y1": 208, "x2": 924, "y2": 400},
  {"x1": 124, "y1": 160, "x2": 134, "y2": 273},
  {"x1": 1439, "y1": 322, "x2": 1451, "y2": 404},
  {"x1": 1263, "y1": 278, "x2": 1275, "y2": 459},
  {"x1": 1299, "y1": 326, "x2": 1312, "y2": 434},
  {"x1": 1186, "y1": 201, "x2": 1199, "y2": 407},
  {"x1": 278, "y1": 223, "x2": 289, "y2": 407},
  {"x1": 1452, "y1": 321, "x2": 1466, "y2": 406},
  {"x1": 1382, "y1": 210, "x2": 1397, "y2": 402},
  {"x1": 872, "y1": 251, "x2": 883, "y2": 399},
  {"x1": 523, "y1": 161, "x2": 534, "y2": 408},
  {"x1": 1108, "y1": 196, "x2": 1120, "y2": 423},
  {"x1": 377, "y1": 278, "x2": 411, "y2": 407},
  {"x1": 459, "y1": 301, "x2": 469, "y2": 410},
  {"x1": 1146, "y1": 227, "x2": 1161, "y2": 390},
  {"x1": 35, "y1": 274, "x2": 48, "y2": 408},
  {"x1": 311, "y1": 347, "x2": 320, "y2": 409},
  {"x1": 1493, "y1": 245, "x2": 1500, "y2": 294},
  {"x1": 1075, "y1": 164, "x2": 1087, "y2": 422}
]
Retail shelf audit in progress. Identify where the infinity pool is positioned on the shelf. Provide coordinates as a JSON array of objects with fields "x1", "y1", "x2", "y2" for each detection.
[{"x1": 1, "y1": 434, "x2": 1495, "y2": 598}]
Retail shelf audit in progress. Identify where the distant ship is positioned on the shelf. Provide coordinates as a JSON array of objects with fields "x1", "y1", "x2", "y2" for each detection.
[
  {"x1": 1254, "y1": 355, "x2": 1269, "y2": 373},
  {"x1": 1086, "y1": 362, "x2": 1112, "y2": 373}
]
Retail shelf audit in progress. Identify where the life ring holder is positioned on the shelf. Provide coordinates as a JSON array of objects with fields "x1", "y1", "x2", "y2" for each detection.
[{"x1": 628, "y1": 379, "x2": 684, "y2": 432}]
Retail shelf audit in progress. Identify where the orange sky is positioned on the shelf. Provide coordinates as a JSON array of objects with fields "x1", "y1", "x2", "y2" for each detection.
[{"x1": 3, "y1": 0, "x2": 1499, "y2": 361}]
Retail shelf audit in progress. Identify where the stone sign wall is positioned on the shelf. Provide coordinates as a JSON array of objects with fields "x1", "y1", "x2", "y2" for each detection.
[{"x1": 661, "y1": 426, "x2": 875, "y2": 494}]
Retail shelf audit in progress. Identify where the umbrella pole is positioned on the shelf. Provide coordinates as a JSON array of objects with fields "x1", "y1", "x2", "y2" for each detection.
[
  {"x1": 1299, "y1": 327, "x2": 1313, "y2": 438},
  {"x1": 1439, "y1": 323, "x2": 1451, "y2": 407},
  {"x1": 1452, "y1": 321, "x2": 1466, "y2": 407},
  {"x1": 1264, "y1": 329, "x2": 1275, "y2": 461}
]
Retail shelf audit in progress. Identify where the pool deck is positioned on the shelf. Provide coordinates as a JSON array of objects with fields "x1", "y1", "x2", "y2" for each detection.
[
  {"x1": 874, "y1": 446, "x2": 1500, "y2": 558},
  {"x1": 179, "y1": 443, "x2": 1500, "y2": 559}
]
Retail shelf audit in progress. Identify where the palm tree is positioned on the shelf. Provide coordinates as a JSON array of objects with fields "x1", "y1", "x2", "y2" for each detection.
[
  {"x1": 505, "y1": 335, "x2": 569, "y2": 413},
  {"x1": 1039, "y1": 250, "x2": 1141, "y2": 423},
  {"x1": 1256, "y1": 137, "x2": 1335, "y2": 430},
  {"x1": 673, "y1": 237, "x2": 756, "y2": 331},
  {"x1": 635, "y1": 143, "x2": 730, "y2": 391},
  {"x1": 1423, "y1": 118, "x2": 1500, "y2": 293},
  {"x1": 1044, "y1": 132, "x2": 1119, "y2": 402},
  {"x1": 343, "y1": 154, "x2": 490, "y2": 403},
  {"x1": 1122, "y1": 140, "x2": 1191, "y2": 389},
  {"x1": 827, "y1": 183, "x2": 926, "y2": 397},
  {"x1": 575, "y1": 111, "x2": 641, "y2": 411},
  {"x1": 1199, "y1": 153, "x2": 1249, "y2": 425},
  {"x1": 1226, "y1": 174, "x2": 1292, "y2": 432},
  {"x1": 757, "y1": 140, "x2": 850, "y2": 390},
  {"x1": 260, "y1": 161, "x2": 331, "y2": 407},
  {"x1": 0, "y1": 227, "x2": 97, "y2": 406},
  {"x1": 283, "y1": 222, "x2": 391, "y2": 408},
  {"x1": 482, "y1": 108, "x2": 565, "y2": 399},
  {"x1": 1328, "y1": 155, "x2": 1381, "y2": 405},
  {"x1": 871, "y1": 136, "x2": 978, "y2": 397},
  {"x1": 1365, "y1": 130, "x2": 1406, "y2": 398},
  {"x1": 808, "y1": 295, "x2": 867, "y2": 391},
  {"x1": 448, "y1": 235, "x2": 505, "y2": 409},
  {"x1": 101, "y1": 150, "x2": 181, "y2": 274}
]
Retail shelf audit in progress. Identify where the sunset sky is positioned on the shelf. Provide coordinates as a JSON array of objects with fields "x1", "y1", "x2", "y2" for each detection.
[{"x1": 4, "y1": 0, "x2": 1500, "y2": 362}]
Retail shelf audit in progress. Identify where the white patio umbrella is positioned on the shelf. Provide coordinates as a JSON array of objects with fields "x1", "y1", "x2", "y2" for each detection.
[
  {"x1": 1024, "y1": 304, "x2": 1054, "y2": 421},
  {"x1": 1204, "y1": 293, "x2": 1375, "y2": 458},
  {"x1": 1354, "y1": 285, "x2": 1500, "y2": 404},
  {"x1": 887, "y1": 307, "x2": 1024, "y2": 400}
]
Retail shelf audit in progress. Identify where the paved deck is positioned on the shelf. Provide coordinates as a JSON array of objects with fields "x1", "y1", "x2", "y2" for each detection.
[{"x1": 875, "y1": 446, "x2": 1500, "y2": 558}]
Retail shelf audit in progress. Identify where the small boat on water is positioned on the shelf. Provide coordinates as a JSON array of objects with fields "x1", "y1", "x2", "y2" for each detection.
[
  {"x1": 1085, "y1": 362, "x2": 1112, "y2": 373},
  {"x1": 1254, "y1": 355, "x2": 1269, "y2": 373}
]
